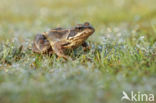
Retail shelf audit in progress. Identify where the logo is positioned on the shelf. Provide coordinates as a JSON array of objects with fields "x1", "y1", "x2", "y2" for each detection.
[{"x1": 121, "y1": 91, "x2": 154, "y2": 102}]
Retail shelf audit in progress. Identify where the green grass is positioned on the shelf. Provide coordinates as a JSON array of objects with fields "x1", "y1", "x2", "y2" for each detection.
[{"x1": 0, "y1": 0, "x2": 156, "y2": 103}]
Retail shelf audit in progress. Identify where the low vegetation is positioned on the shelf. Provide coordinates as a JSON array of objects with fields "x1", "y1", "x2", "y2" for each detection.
[{"x1": 0, "y1": 0, "x2": 156, "y2": 103}]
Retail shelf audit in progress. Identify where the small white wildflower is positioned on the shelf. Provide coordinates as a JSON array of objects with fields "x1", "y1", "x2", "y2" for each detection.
[{"x1": 32, "y1": 58, "x2": 36, "y2": 62}]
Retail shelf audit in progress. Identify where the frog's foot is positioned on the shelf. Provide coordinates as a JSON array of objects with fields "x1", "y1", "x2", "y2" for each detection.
[{"x1": 82, "y1": 42, "x2": 90, "y2": 51}]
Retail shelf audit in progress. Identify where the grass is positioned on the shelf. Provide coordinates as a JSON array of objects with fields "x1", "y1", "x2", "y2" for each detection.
[{"x1": 0, "y1": 0, "x2": 156, "y2": 103}]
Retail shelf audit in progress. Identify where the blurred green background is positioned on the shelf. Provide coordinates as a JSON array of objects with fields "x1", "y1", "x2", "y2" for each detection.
[
  {"x1": 0, "y1": 0, "x2": 156, "y2": 40},
  {"x1": 0, "y1": 0, "x2": 156, "y2": 103}
]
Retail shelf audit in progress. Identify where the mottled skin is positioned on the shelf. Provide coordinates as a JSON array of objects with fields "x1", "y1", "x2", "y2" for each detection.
[{"x1": 32, "y1": 22, "x2": 95, "y2": 59}]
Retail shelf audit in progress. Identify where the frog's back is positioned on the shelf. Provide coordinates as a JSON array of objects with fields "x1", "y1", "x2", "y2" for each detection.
[{"x1": 45, "y1": 28, "x2": 70, "y2": 43}]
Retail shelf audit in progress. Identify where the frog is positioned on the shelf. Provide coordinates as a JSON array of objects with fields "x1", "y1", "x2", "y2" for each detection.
[{"x1": 32, "y1": 22, "x2": 95, "y2": 59}]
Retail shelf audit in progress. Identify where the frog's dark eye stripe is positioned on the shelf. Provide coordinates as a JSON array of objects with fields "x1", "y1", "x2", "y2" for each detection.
[{"x1": 75, "y1": 26, "x2": 81, "y2": 30}]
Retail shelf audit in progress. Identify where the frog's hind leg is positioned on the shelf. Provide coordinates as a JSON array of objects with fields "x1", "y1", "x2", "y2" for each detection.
[
  {"x1": 32, "y1": 34, "x2": 51, "y2": 54},
  {"x1": 32, "y1": 42, "x2": 41, "y2": 53}
]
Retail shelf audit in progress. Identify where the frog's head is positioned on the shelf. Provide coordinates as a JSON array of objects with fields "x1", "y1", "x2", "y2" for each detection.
[{"x1": 68, "y1": 22, "x2": 95, "y2": 40}]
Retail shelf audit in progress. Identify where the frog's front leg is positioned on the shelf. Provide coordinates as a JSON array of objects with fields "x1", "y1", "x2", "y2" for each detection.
[
  {"x1": 82, "y1": 42, "x2": 90, "y2": 51},
  {"x1": 52, "y1": 41, "x2": 69, "y2": 60}
]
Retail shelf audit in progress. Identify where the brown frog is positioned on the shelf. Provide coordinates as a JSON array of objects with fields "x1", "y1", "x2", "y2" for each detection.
[{"x1": 32, "y1": 22, "x2": 95, "y2": 59}]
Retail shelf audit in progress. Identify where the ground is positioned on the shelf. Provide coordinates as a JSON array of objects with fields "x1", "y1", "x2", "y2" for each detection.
[{"x1": 0, "y1": 0, "x2": 156, "y2": 103}]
